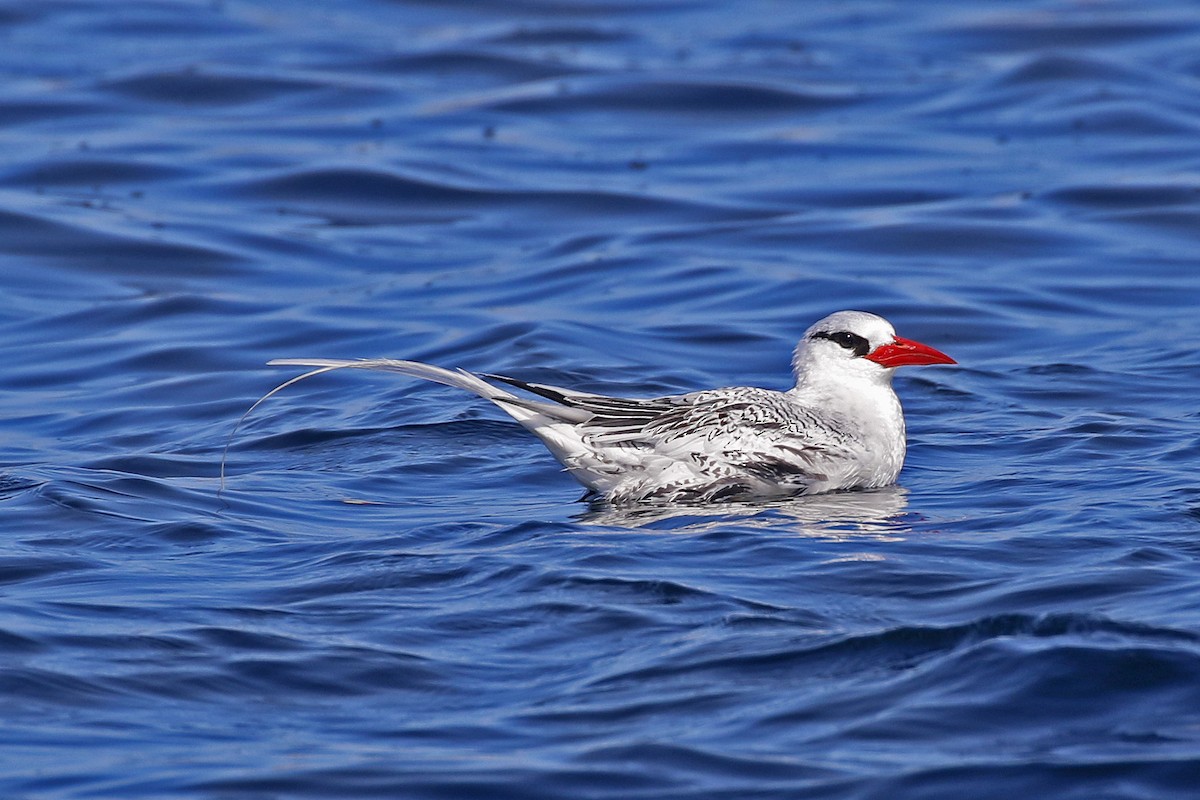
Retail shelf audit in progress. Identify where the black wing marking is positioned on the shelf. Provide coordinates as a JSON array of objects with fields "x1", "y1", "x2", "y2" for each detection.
[
  {"x1": 483, "y1": 373, "x2": 676, "y2": 432},
  {"x1": 481, "y1": 374, "x2": 580, "y2": 405},
  {"x1": 639, "y1": 388, "x2": 836, "y2": 442}
]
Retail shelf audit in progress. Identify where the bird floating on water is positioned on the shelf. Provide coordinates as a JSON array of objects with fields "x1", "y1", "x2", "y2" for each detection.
[{"x1": 239, "y1": 311, "x2": 955, "y2": 504}]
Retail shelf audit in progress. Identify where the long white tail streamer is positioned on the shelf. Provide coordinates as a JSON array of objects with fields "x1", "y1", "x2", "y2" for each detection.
[
  {"x1": 220, "y1": 363, "x2": 347, "y2": 490},
  {"x1": 219, "y1": 358, "x2": 522, "y2": 491}
]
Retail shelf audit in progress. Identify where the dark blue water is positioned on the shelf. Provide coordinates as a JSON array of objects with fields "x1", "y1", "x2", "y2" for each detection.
[{"x1": 3, "y1": 1, "x2": 1200, "y2": 797}]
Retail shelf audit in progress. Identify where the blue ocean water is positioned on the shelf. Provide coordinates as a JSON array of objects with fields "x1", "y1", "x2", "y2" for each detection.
[{"x1": 2, "y1": 1, "x2": 1200, "y2": 797}]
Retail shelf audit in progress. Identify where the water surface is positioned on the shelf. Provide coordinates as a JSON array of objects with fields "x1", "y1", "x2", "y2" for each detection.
[{"x1": 2, "y1": 1, "x2": 1200, "y2": 798}]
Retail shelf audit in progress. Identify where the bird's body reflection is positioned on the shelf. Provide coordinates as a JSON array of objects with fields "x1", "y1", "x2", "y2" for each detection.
[{"x1": 576, "y1": 485, "x2": 911, "y2": 536}]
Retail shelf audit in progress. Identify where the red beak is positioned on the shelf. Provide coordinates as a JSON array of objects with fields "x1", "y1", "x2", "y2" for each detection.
[{"x1": 866, "y1": 335, "x2": 956, "y2": 368}]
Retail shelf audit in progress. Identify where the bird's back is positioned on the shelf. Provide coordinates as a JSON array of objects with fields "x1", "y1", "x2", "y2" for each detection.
[{"x1": 504, "y1": 381, "x2": 887, "y2": 503}]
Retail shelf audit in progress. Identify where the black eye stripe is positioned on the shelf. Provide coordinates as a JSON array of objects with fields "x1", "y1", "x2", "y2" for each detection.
[{"x1": 811, "y1": 330, "x2": 870, "y2": 357}]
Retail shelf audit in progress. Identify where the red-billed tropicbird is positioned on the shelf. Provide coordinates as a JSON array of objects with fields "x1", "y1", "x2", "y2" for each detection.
[{"x1": 260, "y1": 310, "x2": 955, "y2": 503}]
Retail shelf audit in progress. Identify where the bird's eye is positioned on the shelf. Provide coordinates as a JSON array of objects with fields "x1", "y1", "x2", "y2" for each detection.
[{"x1": 813, "y1": 330, "x2": 870, "y2": 357}]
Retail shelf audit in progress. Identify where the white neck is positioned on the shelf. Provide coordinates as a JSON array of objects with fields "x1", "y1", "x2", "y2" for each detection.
[{"x1": 787, "y1": 359, "x2": 907, "y2": 487}]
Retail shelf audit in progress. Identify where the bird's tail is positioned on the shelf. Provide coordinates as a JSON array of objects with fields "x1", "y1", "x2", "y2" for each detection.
[
  {"x1": 267, "y1": 358, "x2": 516, "y2": 403},
  {"x1": 221, "y1": 358, "x2": 592, "y2": 489}
]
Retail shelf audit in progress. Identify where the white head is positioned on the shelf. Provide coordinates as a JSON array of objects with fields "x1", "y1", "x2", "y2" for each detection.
[{"x1": 792, "y1": 310, "x2": 955, "y2": 386}]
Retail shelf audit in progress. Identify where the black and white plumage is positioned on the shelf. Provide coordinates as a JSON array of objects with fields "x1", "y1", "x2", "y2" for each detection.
[{"x1": 259, "y1": 311, "x2": 955, "y2": 504}]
